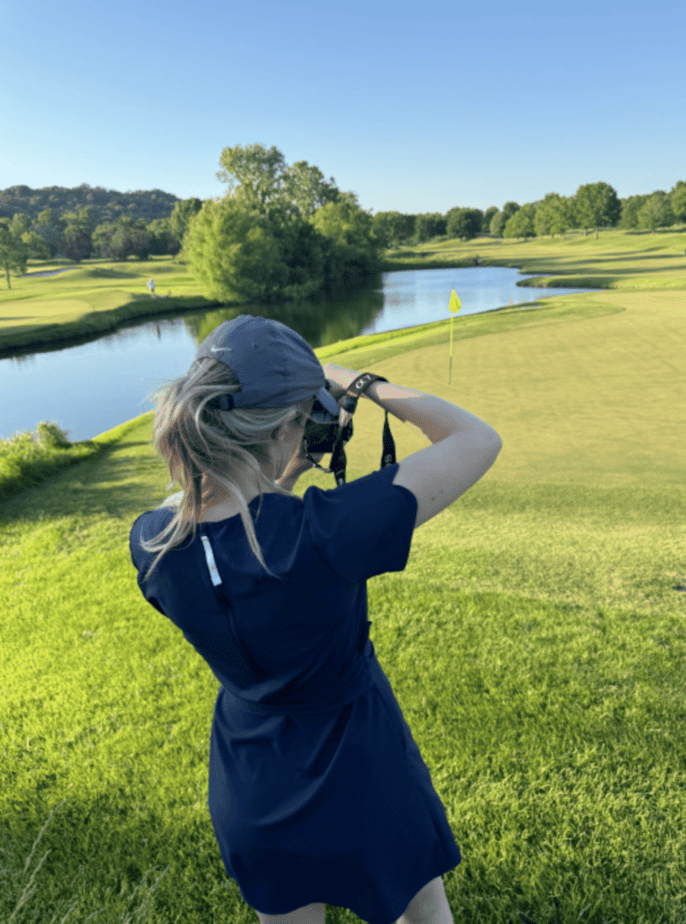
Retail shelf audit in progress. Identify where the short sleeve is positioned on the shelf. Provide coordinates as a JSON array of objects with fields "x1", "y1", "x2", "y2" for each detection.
[
  {"x1": 129, "y1": 510, "x2": 172, "y2": 615},
  {"x1": 304, "y1": 462, "x2": 417, "y2": 584}
]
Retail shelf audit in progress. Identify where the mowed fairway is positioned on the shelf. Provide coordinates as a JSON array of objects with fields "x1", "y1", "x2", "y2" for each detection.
[
  {"x1": 1, "y1": 285, "x2": 685, "y2": 923},
  {"x1": 0, "y1": 258, "x2": 211, "y2": 353}
]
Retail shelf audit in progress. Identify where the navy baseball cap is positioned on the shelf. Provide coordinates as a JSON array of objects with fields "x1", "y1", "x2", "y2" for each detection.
[{"x1": 194, "y1": 315, "x2": 340, "y2": 416}]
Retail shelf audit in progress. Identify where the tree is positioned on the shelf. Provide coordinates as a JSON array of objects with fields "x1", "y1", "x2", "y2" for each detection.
[
  {"x1": 534, "y1": 193, "x2": 575, "y2": 237},
  {"x1": 490, "y1": 201, "x2": 520, "y2": 238},
  {"x1": 504, "y1": 202, "x2": 536, "y2": 239},
  {"x1": 371, "y1": 211, "x2": 415, "y2": 247},
  {"x1": 21, "y1": 230, "x2": 50, "y2": 259},
  {"x1": 670, "y1": 181, "x2": 686, "y2": 224},
  {"x1": 189, "y1": 143, "x2": 377, "y2": 302},
  {"x1": 619, "y1": 194, "x2": 649, "y2": 230},
  {"x1": 282, "y1": 161, "x2": 339, "y2": 217},
  {"x1": 216, "y1": 144, "x2": 346, "y2": 227},
  {"x1": 489, "y1": 210, "x2": 504, "y2": 237},
  {"x1": 62, "y1": 206, "x2": 97, "y2": 262},
  {"x1": 482, "y1": 206, "x2": 498, "y2": 232},
  {"x1": 169, "y1": 197, "x2": 202, "y2": 243},
  {"x1": 185, "y1": 197, "x2": 299, "y2": 302},
  {"x1": 147, "y1": 218, "x2": 181, "y2": 255},
  {"x1": 446, "y1": 207, "x2": 482, "y2": 240},
  {"x1": 34, "y1": 207, "x2": 65, "y2": 257},
  {"x1": 93, "y1": 216, "x2": 151, "y2": 260},
  {"x1": 636, "y1": 191, "x2": 674, "y2": 232},
  {"x1": 0, "y1": 220, "x2": 28, "y2": 288},
  {"x1": 311, "y1": 192, "x2": 381, "y2": 290},
  {"x1": 414, "y1": 212, "x2": 447, "y2": 243},
  {"x1": 216, "y1": 143, "x2": 287, "y2": 211},
  {"x1": 574, "y1": 182, "x2": 621, "y2": 234},
  {"x1": 10, "y1": 213, "x2": 31, "y2": 238}
]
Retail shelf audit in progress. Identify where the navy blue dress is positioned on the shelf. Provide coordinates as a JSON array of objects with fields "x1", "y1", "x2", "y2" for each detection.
[{"x1": 129, "y1": 462, "x2": 461, "y2": 924}]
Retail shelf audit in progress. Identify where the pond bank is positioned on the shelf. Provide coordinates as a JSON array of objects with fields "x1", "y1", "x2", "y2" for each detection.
[
  {"x1": 0, "y1": 293, "x2": 221, "y2": 358},
  {"x1": 0, "y1": 257, "x2": 589, "y2": 358}
]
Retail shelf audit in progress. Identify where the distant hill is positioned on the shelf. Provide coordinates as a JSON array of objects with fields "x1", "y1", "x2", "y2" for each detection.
[{"x1": 0, "y1": 184, "x2": 180, "y2": 224}]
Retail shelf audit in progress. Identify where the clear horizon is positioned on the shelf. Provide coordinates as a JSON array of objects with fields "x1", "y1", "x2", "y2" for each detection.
[{"x1": 3, "y1": 0, "x2": 684, "y2": 215}]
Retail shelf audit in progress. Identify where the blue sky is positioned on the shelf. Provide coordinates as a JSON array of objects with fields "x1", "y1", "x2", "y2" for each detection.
[{"x1": 2, "y1": 0, "x2": 684, "y2": 215}]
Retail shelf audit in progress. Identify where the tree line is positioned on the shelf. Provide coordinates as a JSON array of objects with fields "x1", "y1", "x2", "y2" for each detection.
[
  {"x1": 372, "y1": 180, "x2": 686, "y2": 246},
  {"x1": 0, "y1": 201, "x2": 205, "y2": 286},
  {"x1": 0, "y1": 184, "x2": 178, "y2": 224},
  {"x1": 2, "y1": 166, "x2": 685, "y2": 294}
]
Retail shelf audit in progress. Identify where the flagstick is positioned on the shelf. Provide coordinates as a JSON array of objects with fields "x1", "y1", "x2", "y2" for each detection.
[{"x1": 448, "y1": 289, "x2": 461, "y2": 384}]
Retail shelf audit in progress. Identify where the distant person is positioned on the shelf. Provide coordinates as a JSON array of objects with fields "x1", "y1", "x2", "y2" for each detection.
[{"x1": 147, "y1": 278, "x2": 155, "y2": 298}]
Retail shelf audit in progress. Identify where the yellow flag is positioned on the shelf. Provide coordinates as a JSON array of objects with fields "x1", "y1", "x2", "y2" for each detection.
[{"x1": 448, "y1": 290, "x2": 461, "y2": 384}]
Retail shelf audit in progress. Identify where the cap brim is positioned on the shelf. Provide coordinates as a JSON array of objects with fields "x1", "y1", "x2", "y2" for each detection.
[{"x1": 315, "y1": 385, "x2": 341, "y2": 417}]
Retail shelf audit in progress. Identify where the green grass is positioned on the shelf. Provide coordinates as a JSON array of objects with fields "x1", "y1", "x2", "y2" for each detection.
[{"x1": 2, "y1": 286, "x2": 686, "y2": 923}]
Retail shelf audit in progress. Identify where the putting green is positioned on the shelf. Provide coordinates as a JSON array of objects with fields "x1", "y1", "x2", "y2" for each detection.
[
  {"x1": 338, "y1": 291, "x2": 685, "y2": 493},
  {"x1": 0, "y1": 290, "x2": 139, "y2": 331},
  {"x1": 0, "y1": 298, "x2": 93, "y2": 324}
]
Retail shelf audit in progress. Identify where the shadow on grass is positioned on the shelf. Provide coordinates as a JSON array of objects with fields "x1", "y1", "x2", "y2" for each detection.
[{"x1": 0, "y1": 431, "x2": 167, "y2": 529}]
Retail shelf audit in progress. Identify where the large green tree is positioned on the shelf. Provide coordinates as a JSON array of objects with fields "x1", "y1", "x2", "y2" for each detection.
[
  {"x1": 619, "y1": 194, "x2": 649, "y2": 230},
  {"x1": 446, "y1": 207, "x2": 483, "y2": 240},
  {"x1": 187, "y1": 144, "x2": 378, "y2": 302},
  {"x1": 670, "y1": 181, "x2": 686, "y2": 224},
  {"x1": 636, "y1": 191, "x2": 674, "y2": 232},
  {"x1": 574, "y1": 182, "x2": 621, "y2": 233},
  {"x1": 10, "y1": 213, "x2": 31, "y2": 239},
  {"x1": 169, "y1": 197, "x2": 202, "y2": 243},
  {"x1": 216, "y1": 144, "x2": 287, "y2": 210},
  {"x1": 311, "y1": 192, "x2": 381, "y2": 290},
  {"x1": 534, "y1": 193, "x2": 574, "y2": 237},
  {"x1": 34, "y1": 207, "x2": 65, "y2": 257},
  {"x1": 414, "y1": 212, "x2": 447, "y2": 243},
  {"x1": 490, "y1": 202, "x2": 520, "y2": 238},
  {"x1": 93, "y1": 217, "x2": 152, "y2": 260},
  {"x1": 371, "y1": 211, "x2": 415, "y2": 247},
  {"x1": 282, "y1": 161, "x2": 339, "y2": 217},
  {"x1": 147, "y1": 217, "x2": 181, "y2": 255},
  {"x1": 482, "y1": 206, "x2": 498, "y2": 232},
  {"x1": 184, "y1": 197, "x2": 314, "y2": 302},
  {"x1": 504, "y1": 202, "x2": 536, "y2": 239},
  {"x1": 62, "y1": 206, "x2": 97, "y2": 262},
  {"x1": 0, "y1": 220, "x2": 28, "y2": 288}
]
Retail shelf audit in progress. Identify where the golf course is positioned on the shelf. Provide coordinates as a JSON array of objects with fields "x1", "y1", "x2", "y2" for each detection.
[{"x1": 2, "y1": 228, "x2": 685, "y2": 923}]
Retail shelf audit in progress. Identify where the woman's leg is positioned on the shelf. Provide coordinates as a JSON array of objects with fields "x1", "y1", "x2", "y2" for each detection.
[
  {"x1": 397, "y1": 876, "x2": 454, "y2": 924},
  {"x1": 254, "y1": 902, "x2": 326, "y2": 924}
]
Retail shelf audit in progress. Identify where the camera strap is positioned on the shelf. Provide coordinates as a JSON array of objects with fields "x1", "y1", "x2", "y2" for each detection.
[{"x1": 328, "y1": 373, "x2": 396, "y2": 487}]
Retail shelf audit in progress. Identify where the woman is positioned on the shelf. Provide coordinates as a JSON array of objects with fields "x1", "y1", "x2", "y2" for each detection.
[{"x1": 130, "y1": 315, "x2": 502, "y2": 924}]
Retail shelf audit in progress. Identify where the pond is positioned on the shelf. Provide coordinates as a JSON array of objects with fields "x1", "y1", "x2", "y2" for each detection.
[{"x1": 0, "y1": 266, "x2": 597, "y2": 443}]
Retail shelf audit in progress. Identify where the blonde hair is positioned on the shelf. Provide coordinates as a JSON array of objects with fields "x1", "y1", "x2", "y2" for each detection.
[{"x1": 139, "y1": 356, "x2": 316, "y2": 584}]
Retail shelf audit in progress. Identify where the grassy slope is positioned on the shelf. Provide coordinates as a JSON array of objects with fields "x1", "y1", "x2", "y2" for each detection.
[{"x1": 2, "y1": 283, "x2": 686, "y2": 923}]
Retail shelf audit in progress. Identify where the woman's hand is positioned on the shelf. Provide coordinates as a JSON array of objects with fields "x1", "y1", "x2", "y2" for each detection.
[{"x1": 323, "y1": 363, "x2": 360, "y2": 401}]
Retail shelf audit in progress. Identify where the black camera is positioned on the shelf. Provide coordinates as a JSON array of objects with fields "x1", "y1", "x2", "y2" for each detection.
[
  {"x1": 301, "y1": 380, "x2": 396, "y2": 487},
  {"x1": 302, "y1": 385, "x2": 354, "y2": 467}
]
